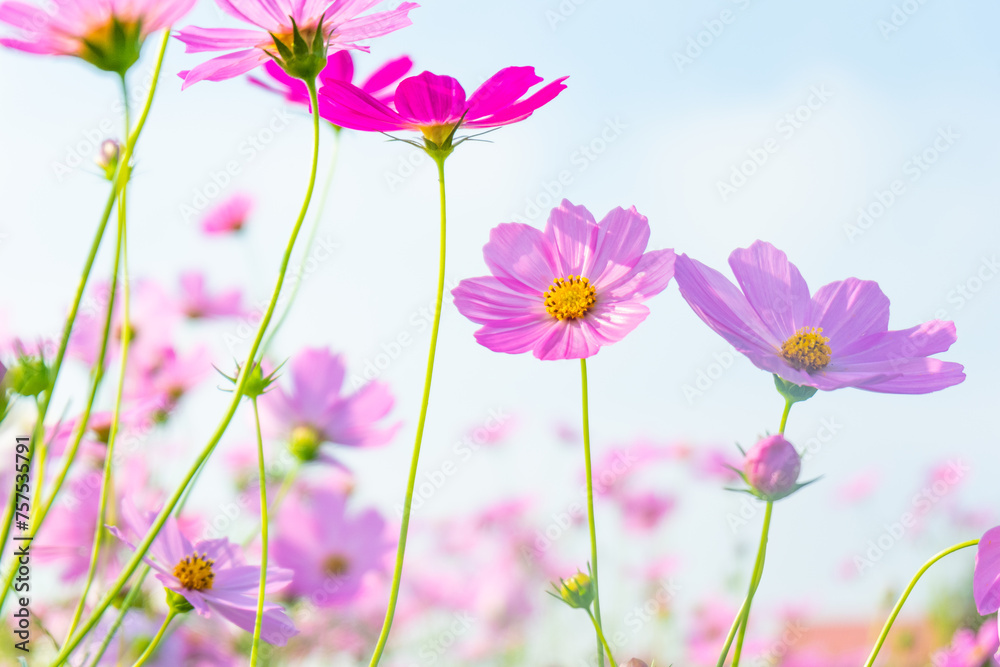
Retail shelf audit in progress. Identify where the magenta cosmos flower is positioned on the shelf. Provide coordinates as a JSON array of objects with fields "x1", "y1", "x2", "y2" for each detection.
[
  {"x1": 272, "y1": 488, "x2": 391, "y2": 606},
  {"x1": 452, "y1": 200, "x2": 675, "y2": 361},
  {"x1": 674, "y1": 241, "x2": 965, "y2": 393},
  {"x1": 0, "y1": 0, "x2": 193, "y2": 73},
  {"x1": 318, "y1": 66, "x2": 568, "y2": 147},
  {"x1": 200, "y1": 192, "x2": 252, "y2": 235},
  {"x1": 110, "y1": 503, "x2": 298, "y2": 645},
  {"x1": 249, "y1": 50, "x2": 412, "y2": 117},
  {"x1": 174, "y1": 0, "x2": 417, "y2": 89},
  {"x1": 261, "y1": 346, "x2": 399, "y2": 464}
]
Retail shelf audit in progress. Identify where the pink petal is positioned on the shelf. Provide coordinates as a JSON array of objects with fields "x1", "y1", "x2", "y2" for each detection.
[
  {"x1": 394, "y1": 71, "x2": 466, "y2": 127},
  {"x1": 330, "y1": 2, "x2": 417, "y2": 44},
  {"x1": 180, "y1": 49, "x2": 270, "y2": 89},
  {"x1": 174, "y1": 26, "x2": 263, "y2": 53},
  {"x1": 543, "y1": 199, "x2": 598, "y2": 277},
  {"x1": 836, "y1": 320, "x2": 957, "y2": 364},
  {"x1": 728, "y1": 240, "x2": 811, "y2": 341},
  {"x1": 463, "y1": 77, "x2": 568, "y2": 128},
  {"x1": 361, "y1": 55, "x2": 413, "y2": 97},
  {"x1": 975, "y1": 526, "x2": 1000, "y2": 614},
  {"x1": 483, "y1": 222, "x2": 559, "y2": 294},
  {"x1": 474, "y1": 319, "x2": 557, "y2": 356},
  {"x1": 533, "y1": 319, "x2": 602, "y2": 360},
  {"x1": 466, "y1": 66, "x2": 543, "y2": 121},
  {"x1": 806, "y1": 278, "x2": 890, "y2": 352},
  {"x1": 584, "y1": 301, "x2": 650, "y2": 346},
  {"x1": 603, "y1": 248, "x2": 676, "y2": 301},
  {"x1": 452, "y1": 276, "x2": 543, "y2": 324},
  {"x1": 318, "y1": 79, "x2": 406, "y2": 131},
  {"x1": 587, "y1": 206, "x2": 651, "y2": 286}
]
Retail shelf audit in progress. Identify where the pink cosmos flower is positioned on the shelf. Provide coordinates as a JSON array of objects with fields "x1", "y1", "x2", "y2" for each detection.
[
  {"x1": 932, "y1": 623, "x2": 1000, "y2": 667},
  {"x1": 271, "y1": 487, "x2": 392, "y2": 606},
  {"x1": 174, "y1": 0, "x2": 417, "y2": 89},
  {"x1": 178, "y1": 272, "x2": 245, "y2": 319},
  {"x1": 619, "y1": 490, "x2": 676, "y2": 532},
  {"x1": 318, "y1": 66, "x2": 568, "y2": 147},
  {"x1": 452, "y1": 200, "x2": 675, "y2": 360},
  {"x1": 674, "y1": 241, "x2": 965, "y2": 393},
  {"x1": 109, "y1": 502, "x2": 298, "y2": 645},
  {"x1": 975, "y1": 526, "x2": 1000, "y2": 658},
  {"x1": 0, "y1": 0, "x2": 193, "y2": 72},
  {"x1": 249, "y1": 50, "x2": 412, "y2": 117},
  {"x1": 200, "y1": 193, "x2": 252, "y2": 235},
  {"x1": 261, "y1": 346, "x2": 399, "y2": 464}
]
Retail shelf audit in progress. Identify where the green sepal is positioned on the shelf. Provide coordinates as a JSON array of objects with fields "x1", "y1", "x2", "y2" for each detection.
[
  {"x1": 773, "y1": 374, "x2": 818, "y2": 404},
  {"x1": 165, "y1": 588, "x2": 194, "y2": 614}
]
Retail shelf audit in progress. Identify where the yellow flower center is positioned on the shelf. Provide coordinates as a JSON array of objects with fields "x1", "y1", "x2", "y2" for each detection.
[
  {"x1": 544, "y1": 276, "x2": 597, "y2": 321},
  {"x1": 172, "y1": 552, "x2": 215, "y2": 591},
  {"x1": 780, "y1": 327, "x2": 831, "y2": 372},
  {"x1": 322, "y1": 553, "x2": 350, "y2": 577}
]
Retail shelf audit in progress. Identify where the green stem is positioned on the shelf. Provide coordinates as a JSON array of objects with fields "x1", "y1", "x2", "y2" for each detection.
[
  {"x1": 85, "y1": 565, "x2": 152, "y2": 667},
  {"x1": 730, "y1": 501, "x2": 773, "y2": 667},
  {"x1": 242, "y1": 460, "x2": 299, "y2": 549},
  {"x1": 50, "y1": 76, "x2": 323, "y2": 667},
  {"x1": 262, "y1": 126, "x2": 342, "y2": 355},
  {"x1": 367, "y1": 153, "x2": 449, "y2": 667},
  {"x1": 63, "y1": 73, "x2": 134, "y2": 645},
  {"x1": 715, "y1": 595, "x2": 752, "y2": 667},
  {"x1": 64, "y1": 176, "x2": 132, "y2": 642},
  {"x1": 585, "y1": 608, "x2": 618, "y2": 666},
  {"x1": 580, "y1": 358, "x2": 605, "y2": 667},
  {"x1": 778, "y1": 398, "x2": 792, "y2": 434},
  {"x1": 131, "y1": 609, "x2": 177, "y2": 667},
  {"x1": 862, "y1": 539, "x2": 979, "y2": 667},
  {"x1": 250, "y1": 397, "x2": 269, "y2": 665}
]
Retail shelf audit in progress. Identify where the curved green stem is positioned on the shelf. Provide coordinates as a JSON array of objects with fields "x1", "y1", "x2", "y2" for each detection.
[
  {"x1": 730, "y1": 501, "x2": 773, "y2": 667},
  {"x1": 585, "y1": 608, "x2": 618, "y2": 666},
  {"x1": 64, "y1": 176, "x2": 132, "y2": 643},
  {"x1": 250, "y1": 397, "x2": 269, "y2": 665},
  {"x1": 85, "y1": 565, "x2": 151, "y2": 667},
  {"x1": 262, "y1": 126, "x2": 342, "y2": 355},
  {"x1": 580, "y1": 358, "x2": 605, "y2": 667},
  {"x1": 131, "y1": 609, "x2": 177, "y2": 667},
  {"x1": 50, "y1": 76, "x2": 323, "y2": 667},
  {"x1": 367, "y1": 153, "x2": 449, "y2": 667},
  {"x1": 862, "y1": 539, "x2": 979, "y2": 667}
]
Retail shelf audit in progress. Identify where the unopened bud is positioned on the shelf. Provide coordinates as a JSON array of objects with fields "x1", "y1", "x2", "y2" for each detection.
[
  {"x1": 553, "y1": 571, "x2": 595, "y2": 610},
  {"x1": 743, "y1": 434, "x2": 801, "y2": 500},
  {"x1": 95, "y1": 139, "x2": 121, "y2": 180},
  {"x1": 289, "y1": 424, "x2": 321, "y2": 462}
]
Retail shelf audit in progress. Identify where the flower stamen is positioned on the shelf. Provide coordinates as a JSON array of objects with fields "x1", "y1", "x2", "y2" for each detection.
[
  {"x1": 173, "y1": 552, "x2": 215, "y2": 591},
  {"x1": 544, "y1": 275, "x2": 597, "y2": 321},
  {"x1": 780, "y1": 327, "x2": 831, "y2": 372}
]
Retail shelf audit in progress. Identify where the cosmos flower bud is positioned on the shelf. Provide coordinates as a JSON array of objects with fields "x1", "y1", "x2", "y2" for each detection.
[
  {"x1": 552, "y1": 571, "x2": 595, "y2": 610},
  {"x1": 95, "y1": 139, "x2": 121, "y2": 180},
  {"x1": 3, "y1": 355, "x2": 51, "y2": 398},
  {"x1": 743, "y1": 434, "x2": 801, "y2": 500}
]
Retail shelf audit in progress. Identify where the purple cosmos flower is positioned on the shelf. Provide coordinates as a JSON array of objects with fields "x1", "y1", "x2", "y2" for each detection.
[
  {"x1": 0, "y1": 0, "x2": 194, "y2": 73},
  {"x1": 271, "y1": 487, "x2": 392, "y2": 606},
  {"x1": 174, "y1": 0, "x2": 417, "y2": 88},
  {"x1": 249, "y1": 50, "x2": 412, "y2": 116},
  {"x1": 261, "y1": 347, "x2": 399, "y2": 464},
  {"x1": 178, "y1": 272, "x2": 245, "y2": 319},
  {"x1": 318, "y1": 66, "x2": 567, "y2": 147},
  {"x1": 932, "y1": 623, "x2": 999, "y2": 667},
  {"x1": 674, "y1": 241, "x2": 965, "y2": 393},
  {"x1": 109, "y1": 502, "x2": 298, "y2": 645},
  {"x1": 452, "y1": 200, "x2": 675, "y2": 360},
  {"x1": 975, "y1": 526, "x2": 1000, "y2": 658}
]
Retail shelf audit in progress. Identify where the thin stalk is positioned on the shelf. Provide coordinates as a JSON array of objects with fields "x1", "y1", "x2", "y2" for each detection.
[
  {"x1": 778, "y1": 398, "x2": 792, "y2": 434},
  {"x1": 51, "y1": 77, "x2": 323, "y2": 667},
  {"x1": 862, "y1": 539, "x2": 979, "y2": 667},
  {"x1": 130, "y1": 609, "x2": 177, "y2": 667},
  {"x1": 367, "y1": 153, "x2": 449, "y2": 667},
  {"x1": 580, "y1": 358, "x2": 605, "y2": 667},
  {"x1": 585, "y1": 608, "x2": 618, "y2": 666},
  {"x1": 250, "y1": 397, "x2": 269, "y2": 665},
  {"x1": 64, "y1": 175, "x2": 133, "y2": 642},
  {"x1": 730, "y1": 501, "x2": 773, "y2": 667}
]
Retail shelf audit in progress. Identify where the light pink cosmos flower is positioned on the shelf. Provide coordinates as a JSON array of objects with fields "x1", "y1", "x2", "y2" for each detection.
[
  {"x1": 271, "y1": 488, "x2": 391, "y2": 607},
  {"x1": 109, "y1": 502, "x2": 298, "y2": 645},
  {"x1": 200, "y1": 193, "x2": 252, "y2": 235},
  {"x1": 318, "y1": 66, "x2": 568, "y2": 147},
  {"x1": 975, "y1": 526, "x2": 1000, "y2": 660},
  {"x1": 0, "y1": 0, "x2": 193, "y2": 72},
  {"x1": 174, "y1": 0, "x2": 417, "y2": 89},
  {"x1": 249, "y1": 50, "x2": 412, "y2": 117},
  {"x1": 675, "y1": 241, "x2": 965, "y2": 393},
  {"x1": 452, "y1": 200, "x2": 675, "y2": 361},
  {"x1": 619, "y1": 490, "x2": 676, "y2": 533},
  {"x1": 261, "y1": 346, "x2": 399, "y2": 464},
  {"x1": 932, "y1": 623, "x2": 1000, "y2": 667},
  {"x1": 178, "y1": 272, "x2": 245, "y2": 319}
]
